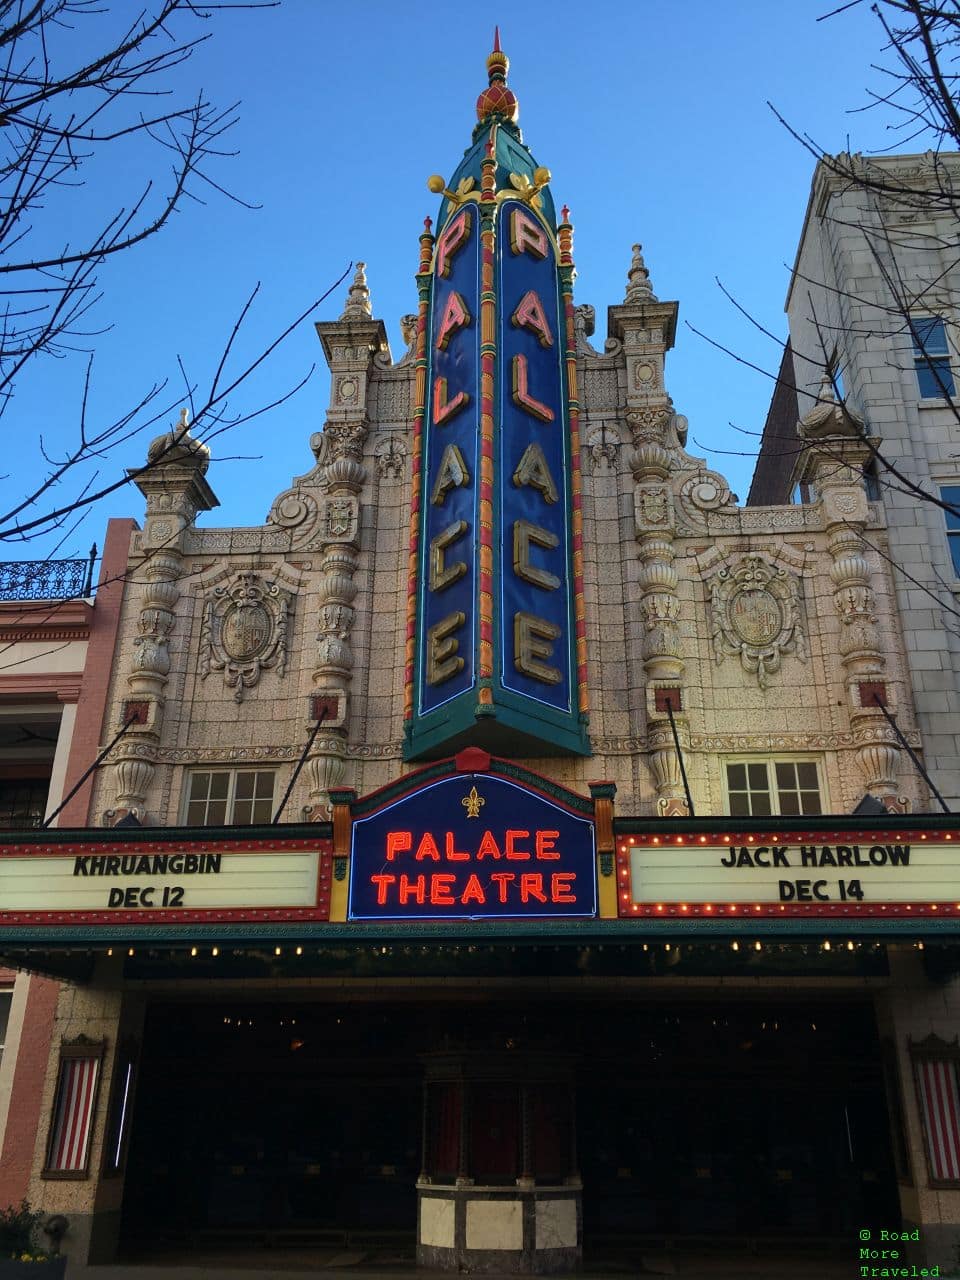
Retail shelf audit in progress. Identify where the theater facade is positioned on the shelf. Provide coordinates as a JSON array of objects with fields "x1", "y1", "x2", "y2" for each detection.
[{"x1": 3, "y1": 37, "x2": 960, "y2": 1276}]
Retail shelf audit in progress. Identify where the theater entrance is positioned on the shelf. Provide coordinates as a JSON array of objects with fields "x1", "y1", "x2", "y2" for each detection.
[{"x1": 119, "y1": 993, "x2": 899, "y2": 1256}]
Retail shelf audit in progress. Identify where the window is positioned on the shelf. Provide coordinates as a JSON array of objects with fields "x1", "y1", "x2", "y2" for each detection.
[
  {"x1": 910, "y1": 316, "x2": 955, "y2": 398},
  {"x1": 43, "y1": 1038, "x2": 104, "y2": 1179},
  {"x1": 0, "y1": 777, "x2": 49, "y2": 829},
  {"x1": 863, "y1": 459, "x2": 882, "y2": 502},
  {"x1": 910, "y1": 1035, "x2": 960, "y2": 1187},
  {"x1": 183, "y1": 769, "x2": 276, "y2": 826},
  {"x1": 942, "y1": 486, "x2": 960, "y2": 578},
  {"x1": 790, "y1": 479, "x2": 817, "y2": 506},
  {"x1": 725, "y1": 760, "x2": 822, "y2": 817}
]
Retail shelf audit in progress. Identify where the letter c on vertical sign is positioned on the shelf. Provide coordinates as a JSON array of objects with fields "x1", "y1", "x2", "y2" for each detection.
[
  {"x1": 430, "y1": 520, "x2": 469, "y2": 591},
  {"x1": 513, "y1": 520, "x2": 560, "y2": 590}
]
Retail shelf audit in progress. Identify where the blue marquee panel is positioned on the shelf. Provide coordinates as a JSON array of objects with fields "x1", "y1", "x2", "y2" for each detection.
[{"x1": 348, "y1": 774, "x2": 596, "y2": 921}]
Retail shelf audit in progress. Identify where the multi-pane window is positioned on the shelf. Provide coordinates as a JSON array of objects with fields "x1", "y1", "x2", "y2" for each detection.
[
  {"x1": 725, "y1": 760, "x2": 822, "y2": 817},
  {"x1": 910, "y1": 316, "x2": 956, "y2": 398},
  {"x1": 183, "y1": 769, "x2": 276, "y2": 826},
  {"x1": 0, "y1": 778, "x2": 49, "y2": 828},
  {"x1": 942, "y1": 486, "x2": 960, "y2": 578}
]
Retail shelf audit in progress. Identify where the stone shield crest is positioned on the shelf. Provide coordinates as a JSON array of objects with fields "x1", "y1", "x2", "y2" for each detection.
[
  {"x1": 708, "y1": 555, "x2": 806, "y2": 689},
  {"x1": 200, "y1": 572, "x2": 293, "y2": 702}
]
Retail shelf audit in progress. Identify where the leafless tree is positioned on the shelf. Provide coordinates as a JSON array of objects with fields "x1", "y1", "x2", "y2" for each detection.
[
  {"x1": 0, "y1": 1, "x2": 347, "y2": 549},
  {"x1": 691, "y1": 0, "x2": 960, "y2": 632}
]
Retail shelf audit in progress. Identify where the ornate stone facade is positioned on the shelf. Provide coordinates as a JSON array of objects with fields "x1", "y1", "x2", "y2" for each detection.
[{"x1": 87, "y1": 231, "x2": 926, "y2": 829}]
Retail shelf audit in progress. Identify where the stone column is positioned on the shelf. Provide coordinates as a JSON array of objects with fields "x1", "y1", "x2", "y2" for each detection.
[
  {"x1": 798, "y1": 382, "x2": 905, "y2": 809},
  {"x1": 609, "y1": 246, "x2": 689, "y2": 815},
  {"x1": 309, "y1": 264, "x2": 388, "y2": 816},
  {"x1": 111, "y1": 414, "x2": 217, "y2": 821}
]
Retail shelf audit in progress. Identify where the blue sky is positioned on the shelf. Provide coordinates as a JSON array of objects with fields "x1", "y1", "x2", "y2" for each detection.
[{"x1": 11, "y1": 0, "x2": 897, "y2": 561}]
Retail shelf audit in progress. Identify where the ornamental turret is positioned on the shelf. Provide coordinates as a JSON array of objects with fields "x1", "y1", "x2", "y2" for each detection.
[{"x1": 404, "y1": 36, "x2": 589, "y2": 759}]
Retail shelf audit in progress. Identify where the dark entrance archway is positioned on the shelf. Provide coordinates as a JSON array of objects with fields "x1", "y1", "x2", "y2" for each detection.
[{"x1": 119, "y1": 994, "x2": 899, "y2": 1255}]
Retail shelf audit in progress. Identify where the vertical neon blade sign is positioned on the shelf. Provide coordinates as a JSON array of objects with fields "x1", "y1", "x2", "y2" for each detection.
[
  {"x1": 497, "y1": 200, "x2": 572, "y2": 713},
  {"x1": 417, "y1": 207, "x2": 481, "y2": 716}
]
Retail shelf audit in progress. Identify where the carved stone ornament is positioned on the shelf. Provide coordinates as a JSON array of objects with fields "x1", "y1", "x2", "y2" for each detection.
[
  {"x1": 321, "y1": 495, "x2": 360, "y2": 542},
  {"x1": 709, "y1": 555, "x2": 807, "y2": 689},
  {"x1": 585, "y1": 424, "x2": 620, "y2": 472},
  {"x1": 374, "y1": 435, "x2": 407, "y2": 479},
  {"x1": 677, "y1": 471, "x2": 735, "y2": 526},
  {"x1": 200, "y1": 572, "x2": 294, "y2": 702},
  {"x1": 634, "y1": 483, "x2": 673, "y2": 532}
]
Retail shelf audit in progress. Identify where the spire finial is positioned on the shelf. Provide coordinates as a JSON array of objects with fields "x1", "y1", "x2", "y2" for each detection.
[
  {"x1": 340, "y1": 261, "x2": 372, "y2": 320},
  {"x1": 624, "y1": 243, "x2": 657, "y2": 304},
  {"x1": 477, "y1": 31, "x2": 518, "y2": 124}
]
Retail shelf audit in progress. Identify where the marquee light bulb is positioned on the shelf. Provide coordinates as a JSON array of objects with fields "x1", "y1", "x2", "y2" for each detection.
[
  {"x1": 211, "y1": 947, "x2": 219, "y2": 957},
  {"x1": 731, "y1": 941, "x2": 739, "y2": 951},
  {"x1": 190, "y1": 946, "x2": 197, "y2": 957},
  {"x1": 275, "y1": 946, "x2": 282, "y2": 956}
]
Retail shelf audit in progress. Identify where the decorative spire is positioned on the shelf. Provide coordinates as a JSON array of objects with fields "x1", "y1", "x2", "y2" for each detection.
[
  {"x1": 624, "y1": 244, "x2": 657, "y2": 304},
  {"x1": 798, "y1": 366, "x2": 864, "y2": 439},
  {"x1": 477, "y1": 28, "x2": 519, "y2": 124},
  {"x1": 340, "y1": 261, "x2": 372, "y2": 320}
]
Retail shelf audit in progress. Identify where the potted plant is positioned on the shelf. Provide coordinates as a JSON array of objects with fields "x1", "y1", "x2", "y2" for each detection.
[{"x1": 0, "y1": 1203, "x2": 66, "y2": 1278}]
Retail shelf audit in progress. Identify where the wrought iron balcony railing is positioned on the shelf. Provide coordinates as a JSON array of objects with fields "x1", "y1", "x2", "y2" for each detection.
[{"x1": 0, "y1": 546, "x2": 97, "y2": 601}]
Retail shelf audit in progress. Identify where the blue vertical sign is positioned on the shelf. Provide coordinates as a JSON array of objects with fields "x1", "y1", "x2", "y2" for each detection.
[
  {"x1": 417, "y1": 208, "x2": 481, "y2": 717},
  {"x1": 496, "y1": 200, "x2": 573, "y2": 714}
]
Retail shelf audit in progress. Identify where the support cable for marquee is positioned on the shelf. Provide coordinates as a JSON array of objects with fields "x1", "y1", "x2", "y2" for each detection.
[
  {"x1": 872, "y1": 692, "x2": 951, "y2": 814},
  {"x1": 665, "y1": 697, "x2": 695, "y2": 817},
  {"x1": 41, "y1": 711, "x2": 139, "y2": 829},
  {"x1": 271, "y1": 707, "x2": 330, "y2": 824}
]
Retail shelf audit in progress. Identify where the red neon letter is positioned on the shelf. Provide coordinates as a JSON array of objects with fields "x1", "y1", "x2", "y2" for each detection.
[
  {"x1": 445, "y1": 832, "x2": 470, "y2": 861},
  {"x1": 477, "y1": 830, "x2": 502, "y2": 860},
  {"x1": 512, "y1": 355, "x2": 554, "y2": 423},
  {"x1": 433, "y1": 376, "x2": 470, "y2": 427},
  {"x1": 430, "y1": 874, "x2": 456, "y2": 905},
  {"x1": 435, "y1": 208, "x2": 472, "y2": 278},
  {"x1": 551, "y1": 872, "x2": 576, "y2": 903},
  {"x1": 415, "y1": 832, "x2": 441, "y2": 861},
  {"x1": 520, "y1": 872, "x2": 547, "y2": 903},
  {"x1": 386, "y1": 831, "x2": 412, "y2": 861},
  {"x1": 461, "y1": 874, "x2": 486, "y2": 905},
  {"x1": 490, "y1": 872, "x2": 516, "y2": 903},
  {"x1": 535, "y1": 830, "x2": 560, "y2": 860},
  {"x1": 399, "y1": 874, "x2": 426, "y2": 905},
  {"x1": 511, "y1": 290, "x2": 553, "y2": 348},
  {"x1": 505, "y1": 830, "x2": 531, "y2": 860},
  {"x1": 436, "y1": 291, "x2": 471, "y2": 351},
  {"x1": 510, "y1": 207, "x2": 548, "y2": 259},
  {"x1": 370, "y1": 874, "x2": 395, "y2": 905}
]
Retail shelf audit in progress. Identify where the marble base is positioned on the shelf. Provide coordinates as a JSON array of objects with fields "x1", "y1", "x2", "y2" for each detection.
[{"x1": 417, "y1": 1181, "x2": 581, "y2": 1274}]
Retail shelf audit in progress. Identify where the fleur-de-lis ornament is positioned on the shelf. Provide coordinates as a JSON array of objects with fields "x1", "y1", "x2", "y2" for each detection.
[{"x1": 461, "y1": 785, "x2": 485, "y2": 819}]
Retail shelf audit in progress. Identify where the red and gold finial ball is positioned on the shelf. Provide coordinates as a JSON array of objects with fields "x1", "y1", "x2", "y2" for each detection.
[
  {"x1": 477, "y1": 29, "x2": 518, "y2": 123},
  {"x1": 476, "y1": 81, "x2": 518, "y2": 124}
]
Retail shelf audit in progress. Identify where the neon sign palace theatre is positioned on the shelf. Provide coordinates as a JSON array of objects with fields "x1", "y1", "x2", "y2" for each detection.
[
  {"x1": 405, "y1": 57, "x2": 589, "y2": 760},
  {"x1": 3, "y1": 32, "x2": 960, "y2": 1280}
]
